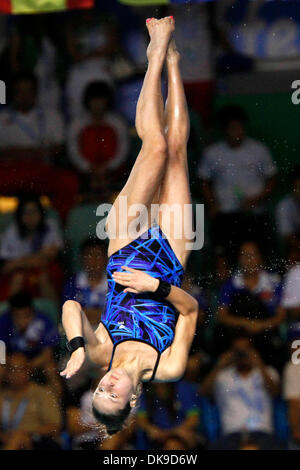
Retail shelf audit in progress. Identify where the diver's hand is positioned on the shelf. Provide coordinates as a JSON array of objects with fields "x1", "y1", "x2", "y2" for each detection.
[
  {"x1": 112, "y1": 266, "x2": 159, "y2": 294},
  {"x1": 60, "y1": 348, "x2": 85, "y2": 379}
]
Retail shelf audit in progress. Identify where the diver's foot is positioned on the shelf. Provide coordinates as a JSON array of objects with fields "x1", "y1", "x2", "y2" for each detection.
[{"x1": 146, "y1": 17, "x2": 175, "y2": 63}]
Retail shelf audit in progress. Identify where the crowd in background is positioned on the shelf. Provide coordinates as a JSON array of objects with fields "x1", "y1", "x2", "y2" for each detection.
[{"x1": 0, "y1": 2, "x2": 299, "y2": 451}]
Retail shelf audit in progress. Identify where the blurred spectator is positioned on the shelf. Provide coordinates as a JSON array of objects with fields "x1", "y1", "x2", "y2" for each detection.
[
  {"x1": 205, "y1": 251, "x2": 231, "y2": 347},
  {"x1": 276, "y1": 166, "x2": 300, "y2": 254},
  {"x1": 65, "y1": 9, "x2": 117, "y2": 117},
  {"x1": 283, "y1": 325, "x2": 300, "y2": 450},
  {"x1": 67, "y1": 81, "x2": 129, "y2": 185},
  {"x1": 0, "y1": 362, "x2": 5, "y2": 385},
  {"x1": 80, "y1": 169, "x2": 117, "y2": 205},
  {"x1": 0, "y1": 291, "x2": 62, "y2": 400},
  {"x1": 8, "y1": 15, "x2": 61, "y2": 109},
  {"x1": 0, "y1": 16, "x2": 8, "y2": 59},
  {"x1": 0, "y1": 16, "x2": 10, "y2": 83},
  {"x1": 161, "y1": 436, "x2": 189, "y2": 451},
  {"x1": 281, "y1": 262, "x2": 300, "y2": 323},
  {"x1": 214, "y1": 252, "x2": 231, "y2": 285},
  {"x1": 238, "y1": 434, "x2": 262, "y2": 450},
  {"x1": 201, "y1": 336, "x2": 280, "y2": 449},
  {"x1": 216, "y1": 240, "x2": 285, "y2": 368},
  {"x1": 0, "y1": 195, "x2": 63, "y2": 299},
  {"x1": 137, "y1": 382, "x2": 200, "y2": 450},
  {"x1": 0, "y1": 73, "x2": 79, "y2": 219},
  {"x1": 198, "y1": 105, "x2": 277, "y2": 262},
  {"x1": 0, "y1": 292, "x2": 58, "y2": 367},
  {"x1": 120, "y1": 8, "x2": 148, "y2": 71},
  {"x1": 0, "y1": 353, "x2": 61, "y2": 450},
  {"x1": 286, "y1": 244, "x2": 300, "y2": 268},
  {"x1": 213, "y1": 0, "x2": 254, "y2": 77},
  {"x1": 63, "y1": 238, "x2": 107, "y2": 327}
]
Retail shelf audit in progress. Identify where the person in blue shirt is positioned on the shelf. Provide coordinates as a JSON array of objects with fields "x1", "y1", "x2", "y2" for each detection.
[
  {"x1": 215, "y1": 240, "x2": 285, "y2": 369},
  {"x1": 0, "y1": 291, "x2": 59, "y2": 368},
  {"x1": 136, "y1": 381, "x2": 200, "y2": 450},
  {"x1": 63, "y1": 238, "x2": 107, "y2": 328}
]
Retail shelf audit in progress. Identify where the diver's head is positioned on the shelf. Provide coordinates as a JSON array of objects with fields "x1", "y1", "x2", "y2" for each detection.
[{"x1": 92, "y1": 368, "x2": 140, "y2": 436}]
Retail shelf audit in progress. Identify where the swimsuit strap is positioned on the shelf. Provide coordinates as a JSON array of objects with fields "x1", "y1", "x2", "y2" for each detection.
[
  {"x1": 149, "y1": 351, "x2": 161, "y2": 382},
  {"x1": 107, "y1": 343, "x2": 117, "y2": 372}
]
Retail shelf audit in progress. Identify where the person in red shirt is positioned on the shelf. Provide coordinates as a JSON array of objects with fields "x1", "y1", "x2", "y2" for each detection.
[{"x1": 67, "y1": 81, "x2": 129, "y2": 193}]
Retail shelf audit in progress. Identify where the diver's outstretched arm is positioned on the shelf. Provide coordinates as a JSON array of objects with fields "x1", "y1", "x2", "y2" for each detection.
[
  {"x1": 157, "y1": 310, "x2": 198, "y2": 382},
  {"x1": 62, "y1": 300, "x2": 99, "y2": 346},
  {"x1": 60, "y1": 300, "x2": 99, "y2": 379}
]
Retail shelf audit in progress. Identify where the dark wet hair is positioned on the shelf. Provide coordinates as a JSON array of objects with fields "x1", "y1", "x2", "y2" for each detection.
[
  {"x1": 217, "y1": 105, "x2": 248, "y2": 129},
  {"x1": 92, "y1": 402, "x2": 131, "y2": 436},
  {"x1": 83, "y1": 81, "x2": 114, "y2": 111}
]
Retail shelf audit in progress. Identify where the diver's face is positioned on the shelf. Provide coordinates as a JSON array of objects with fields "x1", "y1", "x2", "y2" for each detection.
[{"x1": 93, "y1": 369, "x2": 134, "y2": 413}]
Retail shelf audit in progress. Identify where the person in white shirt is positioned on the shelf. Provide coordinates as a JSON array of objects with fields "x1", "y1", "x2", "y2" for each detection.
[
  {"x1": 201, "y1": 335, "x2": 280, "y2": 449},
  {"x1": 198, "y1": 105, "x2": 277, "y2": 261},
  {"x1": 216, "y1": 240, "x2": 285, "y2": 369},
  {"x1": 0, "y1": 73, "x2": 64, "y2": 158},
  {"x1": 0, "y1": 73, "x2": 79, "y2": 220},
  {"x1": 276, "y1": 166, "x2": 300, "y2": 253},
  {"x1": 0, "y1": 195, "x2": 63, "y2": 299}
]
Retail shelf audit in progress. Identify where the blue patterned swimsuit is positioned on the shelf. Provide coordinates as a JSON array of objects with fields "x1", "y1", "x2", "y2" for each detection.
[{"x1": 101, "y1": 224, "x2": 184, "y2": 381}]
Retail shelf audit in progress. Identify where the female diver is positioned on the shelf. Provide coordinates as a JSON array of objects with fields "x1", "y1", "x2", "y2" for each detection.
[{"x1": 61, "y1": 17, "x2": 199, "y2": 435}]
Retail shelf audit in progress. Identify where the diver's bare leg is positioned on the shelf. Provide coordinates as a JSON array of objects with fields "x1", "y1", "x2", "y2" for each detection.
[
  {"x1": 158, "y1": 38, "x2": 192, "y2": 268},
  {"x1": 107, "y1": 18, "x2": 175, "y2": 256}
]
